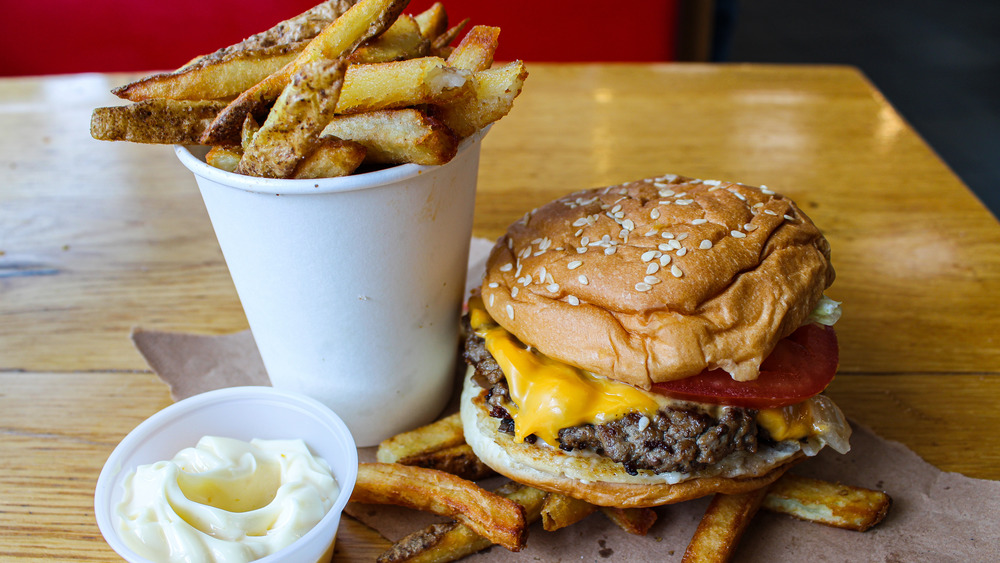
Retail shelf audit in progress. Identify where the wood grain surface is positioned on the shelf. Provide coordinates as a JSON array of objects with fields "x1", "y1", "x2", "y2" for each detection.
[{"x1": 2, "y1": 64, "x2": 999, "y2": 562}]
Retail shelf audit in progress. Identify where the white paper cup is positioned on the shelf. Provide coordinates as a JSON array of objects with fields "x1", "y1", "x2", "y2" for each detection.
[
  {"x1": 95, "y1": 386, "x2": 358, "y2": 563},
  {"x1": 175, "y1": 130, "x2": 486, "y2": 446}
]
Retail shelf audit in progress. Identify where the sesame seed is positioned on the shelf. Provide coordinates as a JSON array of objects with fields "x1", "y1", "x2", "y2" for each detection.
[
  {"x1": 546, "y1": 283, "x2": 560, "y2": 292},
  {"x1": 692, "y1": 218, "x2": 707, "y2": 225},
  {"x1": 538, "y1": 267, "x2": 547, "y2": 281},
  {"x1": 568, "y1": 261, "x2": 582, "y2": 270},
  {"x1": 489, "y1": 293, "x2": 495, "y2": 307},
  {"x1": 650, "y1": 208, "x2": 661, "y2": 220},
  {"x1": 653, "y1": 182, "x2": 667, "y2": 188},
  {"x1": 581, "y1": 236, "x2": 590, "y2": 246},
  {"x1": 641, "y1": 250, "x2": 658, "y2": 262},
  {"x1": 703, "y1": 179, "x2": 722, "y2": 187},
  {"x1": 660, "y1": 254, "x2": 672, "y2": 266},
  {"x1": 539, "y1": 238, "x2": 552, "y2": 250},
  {"x1": 676, "y1": 233, "x2": 688, "y2": 241},
  {"x1": 659, "y1": 200, "x2": 672, "y2": 205},
  {"x1": 647, "y1": 263, "x2": 659, "y2": 275},
  {"x1": 515, "y1": 264, "x2": 522, "y2": 276},
  {"x1": 635, "y1": 282, "x2": 652, "y2": 292},
  {"x1": 645, "y1": 275, "x2": 661, "y2": 285},
  {"x1": 671, "y1": 265, "x2": 683, "y2": 278},
  {"x1": 622, "y1": 219, "x2": 635, "y2": 231},
  {"x1": 784, "y1": 214, "x2": 795, "y2": 221},
  {"x1": 668, "y1": 239, "x2": 682, "y2": 250},
  {"x1": 676, "y1": 199, "x2": 694, "y2": 205},
  {"x1": 658, "y1": 189, "x2": 676, "y2": 197},
  {"x1": 534, "y1": 251, "x2": 545, "y2": 256},
  {"x1": 579, "y1": 275, "x2": 589, "y2": 285},
  {"x1": 604, "y1": 246, "x2": 617, "y2": 255},
  {"x1": 733, "y1": 191, "x2": 747, "y2": 201},
  {"x1": 611, "y1": 204, "x2": 622, "y2": 213},
  {"x1": 658, "y1": 243, "x2": 672, "y2": 252},
  {"x1": 488, "y1": 282, "x2": 499, "y2": 288},
  {"x1": 572, "y1": 217, "x2": 589, "y2": 227},
  {"x1": 511, "y1": 287, "x2": 519, "y2": 297},
  {"x1": 700, "y1": 239, "x2": 713, "y2": 249},
  {"x1": 575, "y1": 228, "x2": 584, "y2": 237},
  {"x1": 567, "y1": 295, "x2": 580, "y2": 306},
  {"x1": 520, "y1": 247, "x2": 532, "y2": 258},
  {"x1": 677, "y1": 247, "x2": 688, "y2": 256},
  {"x1": 764, "y1": 209, "x2": 778, "y2": 216},
  {"x1": 507, "y1": 238, "x2": 514, "y2": 249},
  {"x1": 506, "y1": 304, "x2": 514, "y2": 320},
  {"x1": 523, "y1": 275, "x2": 533, "y2": 285},
  {"x1": 744, "y1": 223, "x2": 757, "y2": 231},
  {"x1": 577, "y1": 246, "x2": 588, "y2": 254},
  {"x1": 619, "y1": 229, "x2": 630, "y2": 239},
  {"x1": 644, "y1": 230, "x2": 658, "y2": 237},
  {"x1": 661, "y1": 232, "x2": 675, "y2": 239},
  {"x1": 731, "y1": 230, "x2": 747, "y2": 238},
  {"x1": 614, "y1": 211, "x2": 625, "y2": 219},
  {"x1": 500, "y1": 263, "x2": 513, "y2": 272},
  {"x1": 637, "y1": 415, "x2": 650, "y2": 431}
]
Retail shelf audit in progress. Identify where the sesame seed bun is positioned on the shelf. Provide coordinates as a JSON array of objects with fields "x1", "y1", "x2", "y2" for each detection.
[
  {"x1": 460, "y1": 367, "x2": 804, "y2": 507},
  {"x1": 480, "y1": 174, "x2": 834, "y2": 387}
]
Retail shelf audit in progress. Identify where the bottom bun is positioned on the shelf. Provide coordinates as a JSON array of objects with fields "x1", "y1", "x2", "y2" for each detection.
[{"x1": 460, "y1": 367, "x2": 804, "y2": 508}]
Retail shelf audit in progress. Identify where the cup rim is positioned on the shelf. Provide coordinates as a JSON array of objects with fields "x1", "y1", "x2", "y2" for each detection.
[
  {"x1": 175, "y1": 126, "x2": 488, "y2": 196},
  {"x1": 94, "y1": 386, "x2": 358, "y2": 563}
]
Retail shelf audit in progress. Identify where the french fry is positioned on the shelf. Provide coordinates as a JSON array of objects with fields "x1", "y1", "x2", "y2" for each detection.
[
  {"x1": 337, "y1": 57, "x2": 471, "y2": 115},
  {"x1": 430, "y1": 18, "x2": 469, "y2": 54},
  {"x1": 682, "y1": 487, "x2": 769, "y2": 563},
  {"x1": 349, "y1": 14, "x2": 429, "y2": 64},
  {"x1": 323, "y1": 108, "x2": 458, "y2": 165},
  {"x1": 391, "y1": 443, "x2": 493, "y2": 480},
  {"x1": 446, "y1": 25, "x2": 500, "y2": 71},
  {"x1": 351, "y1": 463, "x2": 528, "y2": 552},
  {"x1": 599, "y1": 506, "x2": 658, "y2": 536},
  {"x1": 413, "y1": 2, "x2": 448, "y2": 41},
  {"x1": 206, "y1": 146, "x2": 242, "y2": 172},
  {"x1": 540, "y1": 492, "x2": 597, "y2": 532},
  {"x1": 183, "y1": 0, "x2": 355, "y2": 68},
  {"x1": 237, "y1": 58, "x2": 348, "y2": 178},
  {"x1": 113, "y1": 43, "x2": 305, "y2": 102},
  {"x1": 432, "y1": 60, "x2": 527, "y2": 138},
  {"x1": 201, "y1": 0, "x2": 409, "y2": 145},
  {"x1": 292, "y1": 137, "x2": 366, "y2": 178},
  {"x1": 90, "y1": 100, "x2": 227, "y2": 144},
  {"x1": 241, "y1": 114, "x2": 261, "y2": 151},
  {"x1": 377, "y1": 412, "x2": 466, "y2": 463},
  {"x1": 762, "y1": 474, "x2": 891, "y2": 531},
  {"x1": 376, "y1": 482, "x2": 547, "y2": 563}
]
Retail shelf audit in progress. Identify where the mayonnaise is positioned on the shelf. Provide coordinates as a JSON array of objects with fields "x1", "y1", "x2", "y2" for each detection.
[{"x1": 115, "y1": 436, "x2": 339, "y2": 563}]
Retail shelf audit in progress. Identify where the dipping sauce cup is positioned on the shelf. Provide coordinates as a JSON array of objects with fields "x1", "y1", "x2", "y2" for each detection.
[
  {"x1": 175, "y1": 130, "x2": 486, "y2": 446},
  {"x1": 95, "y1": 386, "x2": 358, "y2": 563}
]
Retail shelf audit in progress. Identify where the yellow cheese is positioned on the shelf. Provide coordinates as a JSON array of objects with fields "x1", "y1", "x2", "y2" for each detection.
[{"x1": 468, "y1": 296, "x2": 821, "y2": 445}]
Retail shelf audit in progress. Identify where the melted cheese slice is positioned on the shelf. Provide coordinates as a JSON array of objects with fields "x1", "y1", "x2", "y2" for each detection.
[{"x1": 469, "y1": 297, "x2": 827, "y2": 446}]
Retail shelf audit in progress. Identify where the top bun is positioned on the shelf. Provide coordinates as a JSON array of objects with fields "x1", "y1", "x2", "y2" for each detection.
[{"x1": 481, "y1": 174, "x2": 834, "y2": 388}]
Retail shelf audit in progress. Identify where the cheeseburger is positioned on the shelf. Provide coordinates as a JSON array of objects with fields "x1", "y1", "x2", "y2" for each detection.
[{"x1": 461, "y1": 174, "x2": 850, "y2": 508}]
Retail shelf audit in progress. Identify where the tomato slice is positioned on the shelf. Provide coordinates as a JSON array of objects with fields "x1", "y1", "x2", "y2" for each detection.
[{"x1": 651, "y1": 324, "x2": 839, "y2": 409}]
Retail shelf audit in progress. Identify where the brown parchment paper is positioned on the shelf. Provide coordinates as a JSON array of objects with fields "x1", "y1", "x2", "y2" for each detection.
[{"x1": 132, "y1": 237, "x2": 1000, "y2": 562}]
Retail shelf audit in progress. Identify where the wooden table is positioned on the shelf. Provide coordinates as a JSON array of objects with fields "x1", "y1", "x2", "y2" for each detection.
[{"x1": 3, "y1": 64, "x2": 999, "y2": 561}]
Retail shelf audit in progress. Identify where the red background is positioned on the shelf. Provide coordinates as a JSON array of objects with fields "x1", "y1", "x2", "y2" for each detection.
[{"x1": 0, "y1": 0, "x2": 679, "y2": 76}]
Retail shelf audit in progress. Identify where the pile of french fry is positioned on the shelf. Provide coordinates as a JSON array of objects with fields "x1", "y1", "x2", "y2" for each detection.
[
  {"x1": 353, "y1": 412, "x2": 892, "y2": 562},
  {"x1": 91, "y1": 0, "x2": 527, "y2": 179}
]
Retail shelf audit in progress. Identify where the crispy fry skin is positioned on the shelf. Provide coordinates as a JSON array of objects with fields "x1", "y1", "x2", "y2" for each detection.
[
  {"x1": 762, "y1": 474, "x2": 891, "y2": 531},
  {"x1": 200, "y1": 0, "x2": 409, "y2": 145},
  {"x1": 348, "y1": 15, "x2": 429, "y2": 64},
  {"x1": 237, "y1": 58, "x2": 347, "y2": 178},
  {"x1": 205, "y1": 146, "x2": 242, "y2": 172},
  {"x1": 375, "y1": 482, "x2": 547, "y2": 563},
  {"x1": 323, "y1": 108, "x2": 458, "y2": 165},
  {"x1": 337, "y1": 57, "x2": 470, "y2": 115},
  {"x1": 377, "y1": 412, "x2": 467, "y2": 463},
  {"x1": 446, "y1": 25, "x2": 500, "y2": 71},
  {"x1": 540, "y1": 492, "x2": 597, "y2": 532},
  {"x1": 599, "y1": 506, "x2": 658, "y2": 536},
  {"x1": 351, "y1": 463, "x2": 528, "y2": 552},
  {"x1": 113, "y1": 43, "x2": 305, "y2": 102},
  {"x1": 682, "y1": 487, "x2": 769, "y2": 563},
  {"x1": 292, "y1": 137, "x2": 366, "y2": 178},
  {"x1": 413, "y1": 2, "x2": 448, "y2": 41},
  {"x1": 90, "y1": 100, "x2": 227, "y2": 144},
  {"x1": 431, "y1": 60, "x2": 527, "y2": 138},
  {"x1": 430, "y1": 18, "x2": 469, "y2": 53}
]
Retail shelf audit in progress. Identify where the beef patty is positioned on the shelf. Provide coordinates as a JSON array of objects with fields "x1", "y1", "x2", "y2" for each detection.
[{"x1": 463, "y1": 320, "x2": 761, "y2": 475}]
